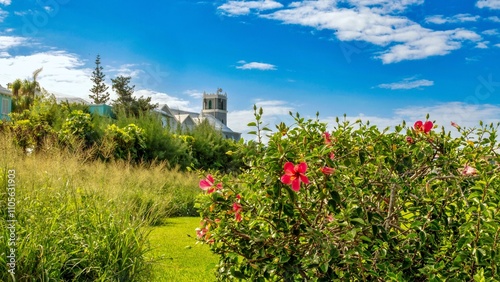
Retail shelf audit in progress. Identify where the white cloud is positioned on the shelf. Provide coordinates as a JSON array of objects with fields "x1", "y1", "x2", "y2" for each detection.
[
  {"x1": 218, "y1": 0, "x2": 283, "y2": 16},
  {"x1": 0, "y1": 50, "x2": 94, "y2": 100},
  {"x1": 477, "y1": 0, "x2": 500, "y2": 10},
  {"x1": 482, "y1": 29, "x2": 499, "y2": 35},
  {"x1": 345, "y1": 0, "x2": 424, "y2": 13},
  {"x1": 228, "y1": 99, "x2": 294, "y2": 140},
  {"x1": 475, "y1": 41, "x2": 489, "y2": 49},
  {"x1": 425, "y1": 14, "x2": 480, "y2": 24},
  {"x1": 135, "y1": 89, "x2": 197, "y2": 112},
  {"x1": 377, "y1": 77, "x2": 434, "y2": 90},
  {"x1": 220, "y1": 0, "x2": 481, "y2": 63},
  {"x1": 236, "y1": 61, "x2": 277, "y2": 70},
  {"x1": 488, "y1": 16, "x2": 500, "y2": 22},
  {"x1": 378, "y1": 29, "x2": 480, "y2": 63},
  {"x1": 0, "y1": 35, "x2": 26, "y2": 51},
  {"x1": 184, "y1": 89, "x2": 204, "y2": 99},
  {"x1": 495, "y1": 43, "x2": 500, "y2": 48},
  {"x1": 0, "y1": 8, "x2": 7, "y2": 22},
  {"x1": 0, "y1": 0, "x2": 11, "y2": 6},
  {"x1": 107, "y1": 63, "x2": 144, "y2": 78}
]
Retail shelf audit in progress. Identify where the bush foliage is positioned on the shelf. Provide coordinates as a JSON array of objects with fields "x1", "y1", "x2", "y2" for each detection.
[
  {"x1": 196, "y1": 108, "x2": 500, "y2": 281},
  {"x1": 1, "y1": 97, "x2": 242, "y2": 171}
]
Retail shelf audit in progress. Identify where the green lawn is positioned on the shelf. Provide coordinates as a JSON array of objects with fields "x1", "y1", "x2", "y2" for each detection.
[{"x1": 148, "y1": 217, "x2": 218, "y2": 281}]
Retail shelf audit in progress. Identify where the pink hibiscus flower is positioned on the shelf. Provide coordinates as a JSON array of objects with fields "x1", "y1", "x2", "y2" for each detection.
[{"x1": 280, "y1": 162, "x2": 310, "y2": 192}]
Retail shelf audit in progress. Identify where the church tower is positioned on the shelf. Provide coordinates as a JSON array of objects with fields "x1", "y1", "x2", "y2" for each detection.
[{"x1": 202, "y1": 88, "x2": 227, "y2": 125}]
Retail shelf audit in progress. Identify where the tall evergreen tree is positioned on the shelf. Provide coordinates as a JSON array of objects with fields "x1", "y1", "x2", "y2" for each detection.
[
  {"x1": 111, "y1": 75, "x2": 135, "y2": 106},
  {"x1": 111, "y1": 75, "x2": 157, "y2": 117},
  {"x1": 112, "y1": 75, "x2": 136, "y2": 116},
  {"x1": 89, "y1": 55, "x2": 110, "y2": 104}
]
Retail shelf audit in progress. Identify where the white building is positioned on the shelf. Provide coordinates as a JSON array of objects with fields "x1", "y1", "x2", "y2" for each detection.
[{"x1": 155, "y1": 88, "x2": 241, "y2": 140}]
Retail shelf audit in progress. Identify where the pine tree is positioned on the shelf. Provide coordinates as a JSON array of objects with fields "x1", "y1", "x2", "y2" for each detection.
[
  {"x1": 111, "y1": 75, "x2": 135, "y2": 106},
  {"x1": 89, "y1": 55, "x2": 110, "y2": 104},
  {"x1": 111, "y1": 75, "x2": 157, "y2": 117}
]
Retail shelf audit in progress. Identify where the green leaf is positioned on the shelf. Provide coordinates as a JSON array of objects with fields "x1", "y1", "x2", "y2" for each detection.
[
  {"x1": 247, "y1": 122, "x2": 257, "y2": 127},
  {"x1": 319, "y1": 262, "x2": 328, "y2": 273},
  {"x1": 360, "y1": 236, "x2": 372, "y2": 243},
  {"x1": 350, "y1": 218, "x2": 365, "y2": 226},
  {"x1": 283, "y1": 203, "x2": 294, "y2": 217},
  {"x1": 330, "y1": 190, "x2": 341, "y2": 205}
]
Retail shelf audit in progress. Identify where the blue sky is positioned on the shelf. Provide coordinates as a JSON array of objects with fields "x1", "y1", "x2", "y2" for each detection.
[{"x1": 1, "y1": 0, "x2": 500, "y2": 139}]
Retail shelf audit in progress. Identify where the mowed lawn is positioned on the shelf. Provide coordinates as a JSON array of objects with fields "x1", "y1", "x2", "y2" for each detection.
[{"x1": 148, "y1": 217, "x2": 218, "y2": 281}]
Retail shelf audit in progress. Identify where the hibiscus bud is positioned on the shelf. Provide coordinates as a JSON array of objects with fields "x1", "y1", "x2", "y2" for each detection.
[
  {"x1": 462, "y1": 165, "x2": 477, "y2": 176},
  {"x1": 235, "y1": 213, "x2": 242, "y2": 222},
  {"x1": 406, "y1": 136, "x2": 414, "y2": 144},
  {"x1": 321, "y1": 166, "x2": 335, "y2": 175},
  {"x1": 329, "y1": 152, "x2": 335, "y2": 160}
]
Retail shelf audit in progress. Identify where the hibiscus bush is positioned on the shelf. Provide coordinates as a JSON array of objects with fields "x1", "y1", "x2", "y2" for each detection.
[{"x1": 196, "y1": 108, "x2": 500, "y2": 281}]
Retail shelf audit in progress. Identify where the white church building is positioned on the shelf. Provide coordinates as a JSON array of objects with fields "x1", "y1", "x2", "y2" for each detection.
[{"x1": 155, "y1": 88, "x2": 241, "y2": 141}]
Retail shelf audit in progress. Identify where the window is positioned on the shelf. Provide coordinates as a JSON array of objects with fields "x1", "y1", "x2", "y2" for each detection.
[
  {"x1": 1, "y1": 98, "x2": 9, "y2": 115},
  {"x1": 208, "y1": 100, "x2": 212, "y2": 109}
]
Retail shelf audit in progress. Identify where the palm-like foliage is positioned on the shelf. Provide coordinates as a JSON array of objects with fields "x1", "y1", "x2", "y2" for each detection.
[{"x1": 8, "y1": 68, "x2": 43, "y2": 112}]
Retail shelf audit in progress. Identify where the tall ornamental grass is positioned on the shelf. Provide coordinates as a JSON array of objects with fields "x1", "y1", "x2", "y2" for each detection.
[{"x1": 0, "y1": 134, "x2": 200, "y2": 281}]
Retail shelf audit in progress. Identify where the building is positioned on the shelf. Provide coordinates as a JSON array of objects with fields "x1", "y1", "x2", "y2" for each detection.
[
  {"x1": 155, "y1": 88, "x2": 241, "y2": 140},
  {"x1": 202, "y1": 88, "x2": 228, "y2": 125},
  {"x1": 88, "y1": 104, "x2": 114, "y2": 118},
  {"x1": 0, "y1": 85, "x2": 12, "y2": 121}
]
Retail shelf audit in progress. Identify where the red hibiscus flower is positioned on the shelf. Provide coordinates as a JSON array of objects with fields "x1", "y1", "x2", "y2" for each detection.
[
  {"x1": 280, "y1": 162, "x2": 310, "y2": 192},
  {"x1": 323, "y1": 132, "x2": 332, "y2": 145},
  {"x1": 233, "y1": 202, "x2": 242, "y2": 222},
  {"x1": 199, "y1": 174, "x2": 222, "y2": 194},
  {"x1": 414, "y1": 120, "x2": 433, "y2": 134}
]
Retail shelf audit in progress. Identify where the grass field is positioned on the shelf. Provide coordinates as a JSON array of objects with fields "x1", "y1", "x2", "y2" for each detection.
[{"x1": 148, "y1": 217, "x2": 218, "y2": 281}]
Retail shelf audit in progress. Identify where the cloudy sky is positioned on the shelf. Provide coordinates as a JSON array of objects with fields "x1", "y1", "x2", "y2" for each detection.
[{"x1": 1, "y1": 0, "x2": 499, "y2": 139}]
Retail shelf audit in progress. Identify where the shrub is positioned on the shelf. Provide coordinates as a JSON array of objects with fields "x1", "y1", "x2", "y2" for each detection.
[
  {"x1": 196, "y1": 109, "x2": 500, "y2": 281},
  {"x1": 59, "y1": 110, "x2": 95, "y2": 147},
  {"x1": 9, "y1": 110, "x2": 56, "y2": 152},
  {"x1": 114, "y1": 113, "x2": 193, "y2": 168},
  {"x1": 103, "y1": 123, "x2": 146, "y2": 161},
  {"x1": 189, "y1": 120, "x2": 244, "y2": 173}
]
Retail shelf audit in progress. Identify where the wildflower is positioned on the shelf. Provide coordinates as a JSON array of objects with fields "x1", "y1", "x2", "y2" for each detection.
[
  {"x1": 199, "y1": 174, "x2": 222, "y2": 194},
  {"x1": 462, "y1": 165, "x2": 477, "y2": 176},
  {"x1": 414, "y1": 120, "x2": 433, "y2": 134},
  {"x1": 280, "y1": 162, "x2": 310, "y2": 192},
  {"x1": 321, "y1": 166, "x2": 335, "y2": 175}
]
